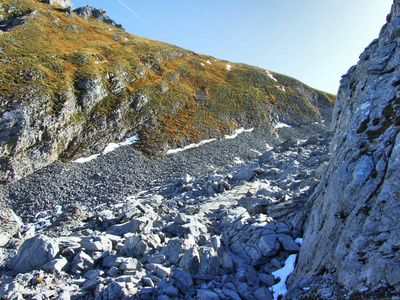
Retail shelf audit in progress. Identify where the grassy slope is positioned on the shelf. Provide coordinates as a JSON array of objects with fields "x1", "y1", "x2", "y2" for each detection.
[{"x1": 0, "y1": 0, "x2": 335, "y2": 157}]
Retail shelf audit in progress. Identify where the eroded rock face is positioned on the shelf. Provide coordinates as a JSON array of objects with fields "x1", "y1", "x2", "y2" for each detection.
[
  {"x1": 73, "y1": 5, "x2": 122, "y2": 28},
  {"x1": 290, "y1": 0, "x2": 400, "y2": 292},
  {"x1": 0, "y1": 88, "x2": 82, "y2": 182}
]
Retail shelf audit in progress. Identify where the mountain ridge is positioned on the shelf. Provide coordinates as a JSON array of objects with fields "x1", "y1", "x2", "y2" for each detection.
[{"x1": 0, "y1": 0, "x2": 334, "y2": 183}]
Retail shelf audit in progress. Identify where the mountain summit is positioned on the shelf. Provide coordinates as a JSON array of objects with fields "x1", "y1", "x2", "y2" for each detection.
[{"x1": 0, "y1": 0, "x2": 334, "y2": 183}]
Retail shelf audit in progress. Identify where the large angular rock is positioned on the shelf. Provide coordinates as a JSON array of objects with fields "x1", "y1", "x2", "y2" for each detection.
[
  {"x1": 71, "y1": 251, "x2": 94, "y2": 275},
  {"x1": 123, "y1": 234, "x2": 148, "y2": 257},
  {"x1": 7, "y1": 235, "x2": 59, "y2": 273},
  {"x1": 233, "y1": 166, "x2": 256, "y2": 182},
  {"x1": 179, "y1": 247, "x2": 200, "y2": 274},
  {"x1": 41, "y1": 257, "x2": 68, "y2": 274},
  {"x1": 80, "y1": 236, "x2": 112, "y2": 252},
  {"x1": 106, "y1": 219, "x2": 144, "y2": 236},
  {"x1": 170, "y1": 268, "x2": 195, "y2": 295}
]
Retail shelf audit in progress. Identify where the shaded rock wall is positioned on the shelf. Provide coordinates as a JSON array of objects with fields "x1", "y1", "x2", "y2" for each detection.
[{"x1": 290, "y1": 0, "x2": 400, "y2": 291}]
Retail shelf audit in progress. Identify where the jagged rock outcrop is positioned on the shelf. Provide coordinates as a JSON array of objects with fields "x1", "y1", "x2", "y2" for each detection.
[
  {"x1": 289, "y1": 0, "x2": 400, "y2": 294},
  {"x1": 73, "y1": 5, "x2": 122, "y2": 28}
]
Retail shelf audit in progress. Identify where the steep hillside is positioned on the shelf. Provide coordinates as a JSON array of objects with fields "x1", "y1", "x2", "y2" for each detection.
[
  {"x1": 288, "y1": 0, "x2": 400, "y2": 297},
  {"x1": 0, "y1": 0, "x2": 335, "y2": 183}
]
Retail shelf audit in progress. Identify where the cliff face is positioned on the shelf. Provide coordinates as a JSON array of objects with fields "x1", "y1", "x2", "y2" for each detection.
[
  {"x1": 0, "y1": 0, "x2": 335, "y2": 183},
  {"x1": 290, "y1": 0, "x2": 400, "y2": 292}
]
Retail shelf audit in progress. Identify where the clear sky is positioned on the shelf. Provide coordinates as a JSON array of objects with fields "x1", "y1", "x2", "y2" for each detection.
[{"x1": 72, "y1": 0, "x2": 393, "y2": 94}]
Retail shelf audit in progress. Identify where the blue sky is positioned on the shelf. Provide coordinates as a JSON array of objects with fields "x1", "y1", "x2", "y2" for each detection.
[{"x1": 72, "y1": 0, "x2": 393, "y2": 94}]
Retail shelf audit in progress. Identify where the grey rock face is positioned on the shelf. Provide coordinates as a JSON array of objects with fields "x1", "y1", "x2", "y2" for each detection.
[
  {"x1": 73, "y1": 5, "x2": 122, "y2": 28},
  {"x1": 7, "y1": 235, "x2": 59, "y2": 273},
  {"x1": 290, "y1": 0, "x2": 400, "y2": 292},
  {"x1": 0, "y1": 87, "x2": 82, "y2": 183},
  {"x1": 76, "y1": 78, "x2": 107, "y2": 111}
]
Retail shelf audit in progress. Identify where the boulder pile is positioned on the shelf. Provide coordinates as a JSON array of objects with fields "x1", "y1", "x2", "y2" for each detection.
[{"x1": 0, "y1": 134, "x2": 331, "y2": 299}]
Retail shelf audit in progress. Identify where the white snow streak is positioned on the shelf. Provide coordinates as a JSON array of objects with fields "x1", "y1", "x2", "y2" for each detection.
[
  {"x1": 225, "y1": 127, "x2": 254, "y2": 139},
  {"x1": 166, "y1": 139, "x2": 217, "y2": 154},
  {"x1": 167, "y1": 128, "x2": 254, "y2": 154},
  {"x1": 103, "y1": 134, "x2": 139, "y2": 154},
  {"x1": 226, "y1": 64, "x2": 232, "y2": 71},
  {"x1": 270, "y1": 254, "x2": 298, "y2": 299},
  {"x1": 73, "y1": 154, "x2": 100, "y2": 163},
  {"x1": 234, "y1": 157, "x2": 244, "y2": 164},
  {"x1": 266, "y1": 70, "x2": 278, "y2": 82},
  {"x1": 74, "y1": 134, "x2": 139, "y2": 163},
  {"x1": 275, "y1": 122, "x2": 292, "y2": 129},
  {"x1": 206, "y1": 60, "x2": 212, "y2": 64},
  {"x1": 265, "y1": 144, "x2": 274, "y2": 151}
]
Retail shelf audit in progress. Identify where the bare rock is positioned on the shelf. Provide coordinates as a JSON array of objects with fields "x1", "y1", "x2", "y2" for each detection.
[
  {"x1": 290, "y1": 0, "x2": 400, "y2": 292},
  {"x1": 7, "y1": 235, "x2": 59, "y2": 273}
]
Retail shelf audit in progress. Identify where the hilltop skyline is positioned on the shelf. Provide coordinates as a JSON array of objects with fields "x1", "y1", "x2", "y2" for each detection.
[{"x1": 72, "y1": 0, "x2": 393, "y2": 94}]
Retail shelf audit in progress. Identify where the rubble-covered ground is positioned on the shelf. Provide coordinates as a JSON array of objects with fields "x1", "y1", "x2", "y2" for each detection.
[{"x1": 1, "y1": 125, "x2": 337, "y2": 300}]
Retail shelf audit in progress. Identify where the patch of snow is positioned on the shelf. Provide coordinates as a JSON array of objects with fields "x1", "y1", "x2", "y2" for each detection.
[
  {"x1": 278, "y1": 85, "x2": 286, "y2": 92},
  {"x1": 225, "y1": 127, "x2": 254, "y2": 139},
  {"x1": 167, "y1": 139, "x2": 217, "y2": 154},
  {"x1": 73, "y1": 154, "x2": 100, "y2": 164},
  {"x1": 206, "y1": 60, "x2": 212, "y2": 64},
  {"x1": 275, "y1": 122, "x2": 292, "y2": 129},
  {"x1": 0, "y1": 24, "x2": 7, "y2": 27},
  {"x1": 200, "y1": 62, "x2": 205, "y2": 66},
  {"x1": 103, "y1": 143, "x2": 120, "y2": 155},
  {"x1": 94, "y1": 61, "x2": 99, "y2": 64},
  {"x1": 270, "y1": 254, "x2": 298, "y2": 300},
  {"x1": 234, "y1": 157, "x2": 244, "y2": 164},
  {"x1": 102, "y1": 134, "x2": 140, "y2": 154},
  {"x1": 266, "y1": 144, "x2": 274, "y2": 151},
  {"x1": 226, "y1": 64, "x2": 232, "y2": 71},
  {"x1": 24, "y1": 210, "x2": 54, "y2": 232},
  {"x1": 108, "y1": 28, "x2": 113, "y2": 31},
  {"x1": 183, "y1": 173, "x2": 193, "y2": 183},
  {"x1": 266, "y1": 70, "x2": 278, "y2": 82},
  {"x1": 55, "y1": 205, "x2": 63, "y2": 216},
  {"x1": 295, "y1": 238, "x2": 303, "y2": 245},
  {"x1": 250, "y1": 149, "x2": 262, "y2": 155},
  {"x1": 74, "y1": 134, "x2": 139, "y2": 163},
  {"x1": 125, "y1": 37, "x2": 129, "y2": 41},
  {"x1": 167, "y1": 128, "x2": 254, "y2": 154},
  {"x1": 120, "y1": 134, "x2": 140, "y2": 146}
]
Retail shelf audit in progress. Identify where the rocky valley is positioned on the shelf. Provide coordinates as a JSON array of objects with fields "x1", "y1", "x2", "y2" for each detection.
[{"x1": 1, "y1": 0, "x2": 400, "y2": 299}]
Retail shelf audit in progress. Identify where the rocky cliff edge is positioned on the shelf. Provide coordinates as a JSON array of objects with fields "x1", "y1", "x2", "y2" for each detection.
[{"x1": 288, "y1": 0, "x2": 400, "y2": 295}]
